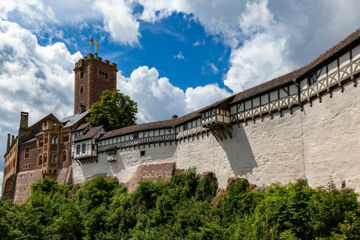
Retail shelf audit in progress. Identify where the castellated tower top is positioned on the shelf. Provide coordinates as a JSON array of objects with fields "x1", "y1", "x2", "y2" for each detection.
[{"x1": 73, "y1": 54, "x2": 117, "y2": 114}]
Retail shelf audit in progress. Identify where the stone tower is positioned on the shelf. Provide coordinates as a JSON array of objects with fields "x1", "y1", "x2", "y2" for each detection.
[{"x1": 73, "y1": 54, "x2": 117, "y2": 114}]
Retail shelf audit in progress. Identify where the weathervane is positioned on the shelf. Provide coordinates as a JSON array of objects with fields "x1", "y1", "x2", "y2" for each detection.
[{"x1": 89, "y1": 36, "x2": 100, "y2": 59}]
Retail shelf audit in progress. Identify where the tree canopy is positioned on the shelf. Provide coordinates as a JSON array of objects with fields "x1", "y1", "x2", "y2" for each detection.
[
  {"x1": 1, "y1": 170, "x2": 360, "y2": 239},
  {"x1": 87, "y1": 89, "x2": 138, "y2": 130}
]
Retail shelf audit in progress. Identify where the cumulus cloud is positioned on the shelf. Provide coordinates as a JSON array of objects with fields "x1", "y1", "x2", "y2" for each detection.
[
  {"x1": 0, "y1": 0, "x2": 56, "y2": 24},
  {"x1": 94, "y1": 0, "x2": 140, "y2": 45},
  {"x1": 0, "y1": 19, "x2": 81, "y2": 129},
  {"x1": 118, "y1": 66, "x2": 230, "y2": 122},
  {"x1": 1, "y1": 0, "x2": 360, "y2": 116},
  {"x1": 130, "y1": 0, "x2": 360, "y2": 92},
  {"x1": 3, "y1": 1, "x2": 360, "y2": 93},
  {"x1": 185, "y1": 84, "x2": 229, "y2": 111},
  {"x1": 224, "y1": 0, "x2": 292, "y2": 92}
]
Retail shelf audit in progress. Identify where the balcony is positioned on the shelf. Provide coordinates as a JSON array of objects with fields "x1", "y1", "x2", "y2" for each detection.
[
  {"x1": 201, "y1": 108, "x2": 232, "y2": 141},
  {"x1": 201, "y1": 108, "x2": 231, "y2": 127},
  {"x1": 73, "y1": 150, "x2": 97, "y2": 164}
]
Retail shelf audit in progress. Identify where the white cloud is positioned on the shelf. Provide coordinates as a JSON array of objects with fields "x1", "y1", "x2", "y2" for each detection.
[
  {"x1": 130, "y1": 0, "x2": 360, "y2": 93},
  {"x1": 118, "y1": 66, "x2": 230, "y2": 122},
  {"x1": 185, "y1": 84, "x2": 229, "y2": 112},
  {"x1": 209, "y1": 63, "x2": 218, "y2": 74},
  {"x1": 193, "y1": 40, "x2": 200, "y2": 46},
  {"x1": 0, "y1": 0, "x2": 56, "y2": 23},
  {"x1": 1, "y1": 0, "x2": 360, "y2": 117},
  {"x1": 94, "y1": 0, "x2": 140, "y2": 46},
  {"x1": 174, "y1": 51, "x2": 184, "y2": 60},
  {"x1": 0, "y1": 19, "x2": 82, "y2": 129},
  {"x1": 224, "y1": 0, "x2": 292, "y2": 92}
]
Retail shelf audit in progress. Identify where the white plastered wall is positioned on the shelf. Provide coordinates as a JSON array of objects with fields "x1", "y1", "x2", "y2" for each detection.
[{"x1": 72, "y1": 78, "x2": 360, "y2": 193}]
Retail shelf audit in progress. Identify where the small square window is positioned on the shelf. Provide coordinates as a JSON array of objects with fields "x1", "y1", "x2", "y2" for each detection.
[
  {"x1": 82, "y1": 143, "x2": 86, "y2": 153},
  {"x1": 133, "y1": 132, "x2": 139, "y2": 139},
  {"x1": 140, "y1": 150, "x2": 145, "y2": 157}
]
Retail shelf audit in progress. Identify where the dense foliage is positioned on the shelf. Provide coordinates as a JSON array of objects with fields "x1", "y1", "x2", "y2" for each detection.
[
  {"x1": 1, "y1": 170, "x2": 360, "y2": 239},
  {"x1": 87, "y1": 89, "x2": 138, "y2": 130}
]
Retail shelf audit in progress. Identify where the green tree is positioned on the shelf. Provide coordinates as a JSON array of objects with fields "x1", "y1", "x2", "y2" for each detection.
[{"x1": 87, "y1": 89, "x2": 137, "y2": 130}]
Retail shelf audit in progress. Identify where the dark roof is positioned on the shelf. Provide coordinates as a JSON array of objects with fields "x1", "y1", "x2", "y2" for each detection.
[
  {"x1": 231, "y1": 27, "x2": 360, "y2": 104},
  {"x1": 74, "y1": 122, "x2": 91, "y2": 131},
  {"x1": 101, "y1": 107, "x2": 216, "y2": 140},
  {"x1": 100, "y1": 27, "x2": 360, "y2": 139},
  {"x1": 74, "y1": 125, "x2": 103, "y2": 142},
  {"x1": 61, "y1": 110, "x2": 89, "y2": 128},
  {"x1": 100, "y1": 120, "x2": 174, "y2": 140}
]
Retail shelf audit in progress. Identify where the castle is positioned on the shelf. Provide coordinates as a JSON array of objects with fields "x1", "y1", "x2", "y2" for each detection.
[{"x1": 3, "y1": 28, "x2": 360, "y2": 203}]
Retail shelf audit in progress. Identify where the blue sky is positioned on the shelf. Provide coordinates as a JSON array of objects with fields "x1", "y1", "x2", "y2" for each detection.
[
  {"x1": 1, "y1": 0, "x2": 360, "y2": 191},
  {"x1": 35, "y1": 13, "x2": 231, "y2": 91}
]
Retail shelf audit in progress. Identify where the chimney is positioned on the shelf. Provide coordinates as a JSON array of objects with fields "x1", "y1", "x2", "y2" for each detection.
[
  {"x1": 171, "y1": 115, "x2": 178, "y2": 119},
  {"x1": 6, "y1": 133, "x2": 10, "y2": 151},
  {"x1": 18, "y1": 112, "x2": 29, "y2": 142},
  {"x1": 20, "y1": 112, "x2": 29, "y2": 130},
  {"x1": 11, "y1": 135, "x2": 15, "y2": 145}
]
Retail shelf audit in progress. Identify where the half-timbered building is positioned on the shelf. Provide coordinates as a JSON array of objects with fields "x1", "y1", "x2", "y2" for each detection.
[
  {"x1": 5, "y1": 28, "x2": 360, "y2": 201},
  {"x1": 72, "y1": 28, "x2": 360, "y2": 192}
]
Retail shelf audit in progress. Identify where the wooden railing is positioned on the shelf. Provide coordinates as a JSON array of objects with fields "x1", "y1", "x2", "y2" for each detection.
[{"x1": 231, "y1": 56, "x2": 360, "y2": 123}]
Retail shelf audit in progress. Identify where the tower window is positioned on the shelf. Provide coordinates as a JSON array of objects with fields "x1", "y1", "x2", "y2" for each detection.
[
  {"x1": 80, "y1": 86, "x2": 84, "y2": 94},
  {"x1": 80, "y1": 72, "x2": 84, "y2": 78},
  {"x1": 25, "y1": 147, "x2": 30, "y2": 159},
  {"x1": 140, "y1": 150, "x2": 145, "y2": 157},
  {"x1": 99, "y1": 71, "x2": 108, "y2": 79}
]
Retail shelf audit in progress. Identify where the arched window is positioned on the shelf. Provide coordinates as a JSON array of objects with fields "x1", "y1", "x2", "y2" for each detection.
[
  {"x1": 62, "y1": 151, "x2": 67, "y2": 162},
  {"x1": 43, "y1": 153, "x2": 47, "y2": 163},
  {"x1": 38, "y1": 155, "x2": 43, "y2": 166},
  {"x1": 80, "y1": 85, "x2": 84, "y2": 94}
]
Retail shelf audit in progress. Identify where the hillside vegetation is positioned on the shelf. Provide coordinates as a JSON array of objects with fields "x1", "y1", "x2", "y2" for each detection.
[{"x1": 1, "y1": 169, "x2": 360, "y2": 240}]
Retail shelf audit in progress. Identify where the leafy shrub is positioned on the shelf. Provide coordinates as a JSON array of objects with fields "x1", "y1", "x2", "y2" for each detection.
[{"x1": 1, "y1": 171, "x2": 359, "y2": 240}]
